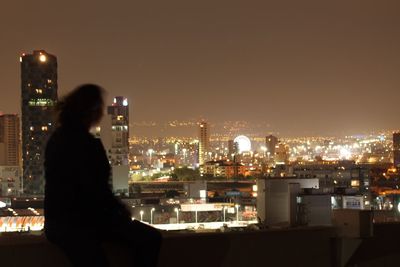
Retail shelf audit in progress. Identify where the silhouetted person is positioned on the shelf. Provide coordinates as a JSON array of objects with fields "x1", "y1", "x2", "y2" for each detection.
[{"x1": 44, "y1": 84, "x2": 162, "y2": 267}]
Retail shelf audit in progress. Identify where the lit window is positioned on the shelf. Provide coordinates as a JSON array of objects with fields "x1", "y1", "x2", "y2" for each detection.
[
  {"x1": 351, "y1": 180, "x2": 360, "y2": 187},
  {"x1": 41, "y1": 126, "x2": 48, "y2": 131},
  {"x1": 35, "y1": 89, "x2": 43, "y2": 94},
  {"x1": 30, "y1": 126, "x2": 34, "y2": 131},
  {"x1": 28, "y1": 98, "x2": 54, "y2": 106}
]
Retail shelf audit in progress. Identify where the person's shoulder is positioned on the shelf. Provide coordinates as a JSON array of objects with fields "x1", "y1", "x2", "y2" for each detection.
[{"x1": 91, "y1": 136, "x2": 106, "y2": 151}]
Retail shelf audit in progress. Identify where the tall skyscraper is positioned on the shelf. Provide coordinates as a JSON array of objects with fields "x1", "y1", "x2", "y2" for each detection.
[
  {"x1": 107, "y1": 96, "x2": 129, "y2": 166},
  {"x1": 393, "y1": 132, "x2": 400, "y2": 167},
  {"x1": 97, "y1": 96, "x2": 129, "y2": 195},
  {"x1": 198, "y1": 121, "x2": 209, "y2": 165},
  {"x1": 21, "y1": 50, "x2": 58, "y2": 194},
  {"x1": 265, "y1": 135, "x2": 278, "y2": 158},
  {"x1": 228, "y1": 139, "x2": 238, "y2": 159},
  {"x1": 0, "y1": 113, "x2": 21, "y2": 196},
  {"x1": 0, "y1": 114, "x2": 20, "y2": 166}
]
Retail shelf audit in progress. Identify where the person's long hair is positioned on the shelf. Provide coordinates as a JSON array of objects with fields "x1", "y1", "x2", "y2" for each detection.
[{"x1": 56, "y1": 84, "x2": 105, "y2": 128}]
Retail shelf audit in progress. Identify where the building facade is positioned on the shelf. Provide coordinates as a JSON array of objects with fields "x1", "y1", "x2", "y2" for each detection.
[
  {"x1": 107, "y1": 96, "x2": 129, "y2": 166},
  {"x1": 21, "y1": 50, "x2": 58, "y2": 194},
  {"x1": 202, "y1": 160, "x2": 245, "y2": 179},
  {"x1": 228, "y1": 139, "x2": 238, "y2": 160},
  {"x1": 0, "y1": 114, "x2": 20, "y2": 166},
  {"x1": 198, "y1": 121, "x2": 209, "y2": 165},
  {"x1": 98, "y1": 96, "x2": 130, "y2": 195},
  {"x1": 0, "y1": 114, "x2": 21, "y2": 196},
  {"x1": 0, "y1": 166, "x2": 21, "y2": 196}
]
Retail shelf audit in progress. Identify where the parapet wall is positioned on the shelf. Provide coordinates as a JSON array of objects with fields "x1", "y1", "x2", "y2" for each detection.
[{"x1": 0, "y1": 227, "x2": 334, "y2": 267}]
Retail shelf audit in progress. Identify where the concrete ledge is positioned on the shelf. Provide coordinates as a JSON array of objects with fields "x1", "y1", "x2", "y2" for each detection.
[{"x1": 1, "y1": 227, "x2": 335, "y2": 267}]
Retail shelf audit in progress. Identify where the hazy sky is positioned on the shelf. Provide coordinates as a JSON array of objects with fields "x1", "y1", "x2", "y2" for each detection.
[{"x1": 1, "y1": 0, "x2": 399, "y2": 136}]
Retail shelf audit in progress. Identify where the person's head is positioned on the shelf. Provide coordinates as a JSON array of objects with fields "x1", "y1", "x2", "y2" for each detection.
[{"x1": 57, "y1": 84, "x2": 105, "y2": 129}]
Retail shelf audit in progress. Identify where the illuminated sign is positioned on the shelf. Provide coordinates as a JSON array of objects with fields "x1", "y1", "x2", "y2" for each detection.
[
  {"x1": 180, "y1": 203, "x2": 226, "y2": 212},
  {"x1": 343, "y1": 196, "x2": 364, "y2": 209}
]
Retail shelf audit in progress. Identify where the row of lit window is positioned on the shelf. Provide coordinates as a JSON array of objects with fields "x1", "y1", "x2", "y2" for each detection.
[
  {"x1": 28, "y1": 99, "x2": 54, "y2": 107},
  {"x1": 26, "y1": 80, "x2": 53, "y2": 87},
  {"x1": 111, "y1": 125, "x2": 128, "y2": 131},
  {"x1": 29, "y1": 126, "x2": 48, "y2": 131}
]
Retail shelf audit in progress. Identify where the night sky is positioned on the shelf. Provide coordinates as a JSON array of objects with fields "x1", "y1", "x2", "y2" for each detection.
[{"x1": 1, "y1": 0, "x2": 399, "y2": 136}]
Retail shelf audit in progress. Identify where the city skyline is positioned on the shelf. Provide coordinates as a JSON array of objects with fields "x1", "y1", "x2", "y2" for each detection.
[{"x1": 1, "y1": 1, "x2": 400, "y2": 136}]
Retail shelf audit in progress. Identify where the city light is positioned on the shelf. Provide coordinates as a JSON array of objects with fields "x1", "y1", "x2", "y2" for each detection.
[
  {"x1": 39, "y1": 54, "x2": 46, "y2": 62},
  {"x1": 174, "y1": 208, "x2": 179, "y2": 224},
  {"x1": 151, "y1": 208, "x2": 155, "y2": 224},
  {"x1": 140, "y1": 210, "x2": 144, "y2": 221},
  {"x1": 223, "y1": 206, "x2": 227, "y2": 222},
  {"x1": 234, "y1": 135, "x2": 251, "y2": 153},
  {"x1": 235, "y1": 204, "x2": 240, "y2": 222}
]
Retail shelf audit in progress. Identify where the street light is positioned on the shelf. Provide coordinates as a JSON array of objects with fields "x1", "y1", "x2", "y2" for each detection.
[
  {"x1": 223, "y1": 206, "x2": 227, "y2": 222},
  {"x1": 151, "y1": 208, "x2": 155, "y2": 224},
  {"x1": 148, "y1": 149, "x2": 154, "y2": 167},
  {"x1": 174, "y1": 208, "x2": 179, "y2": 224},
  {"x1": 261, "y1": 146, "x2": 267, "y2": 158},
  {"x1": 140, "y1": 210, "x2": 144, "y2": 221},
  {"x1": 235, "y1": 204, "x2": 240, "y2": 222}
]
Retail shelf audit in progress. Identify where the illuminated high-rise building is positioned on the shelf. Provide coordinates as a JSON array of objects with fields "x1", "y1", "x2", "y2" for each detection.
[
  {"x1": 107, "y1": 96, "x2": 129, "y2": 166},
  {"x1": 198, "y1": 121, "x2": 209, "y2": 165},
  {"x1": 0, "y1": 114, "x2": 20, "y2": 166},
  {"x1": 393, "y1": 132, "x2": 400, "y2": 167},
  {"x1": 265, "y1": 135, "x2": 278, "y2": 157},
  {"x1": 0, "y1": 114, "x2": 21, "y2": 196},
  {"x1": 21, "y1": 50, "x2": 58, "y2": 194},
  {"x1": 228, "y1": 139, "x2": 238, "y2": 159},
  {"x1": 97, "y1": 96, "x2": 129, "y2": 195}
]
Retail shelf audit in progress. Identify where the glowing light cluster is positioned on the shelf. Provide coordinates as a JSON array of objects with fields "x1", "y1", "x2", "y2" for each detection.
[
  {"x1": 39, "y1": 54, "x2": 46, "y2": 62},
  {"x1": 234, "y1": 135, "x2": 251, "y2": 153}
]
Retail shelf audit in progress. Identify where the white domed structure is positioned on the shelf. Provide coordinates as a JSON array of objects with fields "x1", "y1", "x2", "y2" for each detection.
[{"x1": 234, "y1": 135, "x2": 252, "y2": 153}]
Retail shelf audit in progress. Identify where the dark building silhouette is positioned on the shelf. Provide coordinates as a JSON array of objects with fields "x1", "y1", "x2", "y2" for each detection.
[
  {"x1": 394, "y1": 132, "x2": 400, "y2": 167},
  {"x1": 198, "y1": 121, "x2": 209, "y2": 165},
  {"x1": 265, "y1": 135, "x2": 278, "y2": 157},
  {"x1": 228, "y1": 139, "x2": 238, "y2": 159},
  {"x1": 21, "y1": 50, "x2": 58, "y2": 194}
]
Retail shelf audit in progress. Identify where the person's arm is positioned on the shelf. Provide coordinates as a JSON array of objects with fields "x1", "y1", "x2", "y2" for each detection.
[{"x1": 84, "y1": 138, "x2": 132, "y2": 222}]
